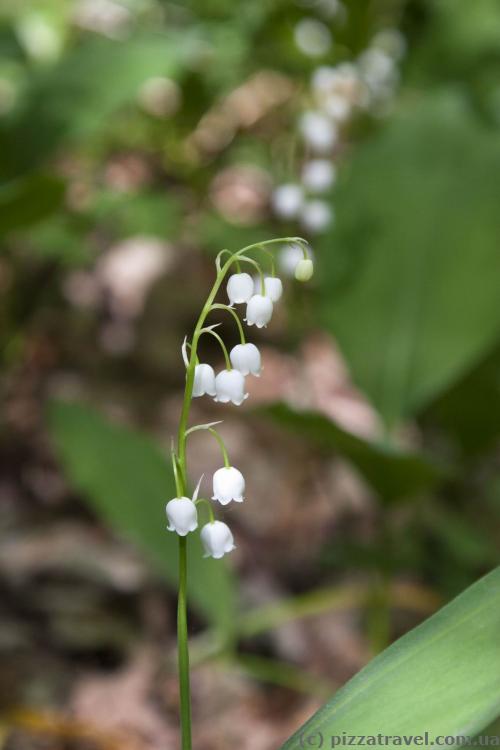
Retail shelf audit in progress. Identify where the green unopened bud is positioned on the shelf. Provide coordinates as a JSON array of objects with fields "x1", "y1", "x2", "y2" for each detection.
[{"x1": 294, "y1": 258, "x2": 314, "y2": 282}]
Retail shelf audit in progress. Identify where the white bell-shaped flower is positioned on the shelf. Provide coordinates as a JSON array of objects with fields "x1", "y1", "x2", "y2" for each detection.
[
  {"x1": 192, "y1": 363, "x2": 216, "y2": 397},
  {"x1": 260, "y1": 276, "x2": 283, "y2": 302},
  {"x1": 212, "y1": 466, "x2": 245, "y2": 505},
  {"x1": 201, "y1": 521, "x2": 236, "y2": 559},
  {"x1": 166, "y1": 497, "x2": 198, "y2": 536},
  {"x1": 230, "y1": 343, "x2": 261, "y2": 376},
  {"x1": 214, "y1": 369, "x2": 248, "y2": 405},
  {"x1": 227, "y1": 273, "x2": 254, "y2": 305},
  {"x1": 245, "y1": 294, "x2": 273, "y2": 328}
]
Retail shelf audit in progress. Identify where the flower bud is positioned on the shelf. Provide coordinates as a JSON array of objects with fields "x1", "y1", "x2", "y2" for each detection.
[
  {"x1": 227, "y1": 273, "x2": 254, "y2": 305},
  {"x1": 166, "y1": 497, "x2": 198, "y2": 536},
  {"x1": 212, "y1": 466, "x2": 245, "y2": 505},
  {"x1": 295, "y1": 258, "x2": 314, "y2": 281},
  {"x1": 201, "y1": 521, "x2": 236, "y2": 559},
  {"x1": 230, "y1": 343, "x2": 261, "y2": 376},
  {"x1": 214, "y1": 369, "x2": 248, "y2": 405},
  {"x1": 245, "y1": 294, "x2": 273, "y2": 328},
  {"x1": 192, "y1": 363, "x2": 216, "y2": 397}
]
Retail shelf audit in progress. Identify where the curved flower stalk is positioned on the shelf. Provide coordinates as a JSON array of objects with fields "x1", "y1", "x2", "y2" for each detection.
[{"x1": 168, "y1": 236, "x2": 313, "y2": 749}]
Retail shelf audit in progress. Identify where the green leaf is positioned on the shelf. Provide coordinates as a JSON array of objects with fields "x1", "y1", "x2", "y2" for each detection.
[
  {"x1": 0, "y1": 173, "x2": 65, "y2": 235},
  {"x1": 281, "y1": 567, "x2": 500, "y2": 749},
  {"x1": 47, "y1": 400, "x2": 235, "y2": 635},
  {"x1": 264, "y1": 403, "x2": 445, "y2": 502},
  {"x1": 319, "y1": 93, "x2": 500, "y2": 427},
  {"x1": 0, "y1": 32, "x2": 198, "y2": 179}
]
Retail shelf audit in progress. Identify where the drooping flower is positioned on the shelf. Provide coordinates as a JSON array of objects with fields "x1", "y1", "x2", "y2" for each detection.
[
  {"x1": 214, "y1": 369, "x2": 248, "y2": 405},
  {"x1": 230, "y1": 342, "x2": 261, "y2": 376},
  {"x1": 166, "y1": 497, "x2": 198, "y2": 536},
  {"x1": 212, "y1": 466, "x2": 245, "y2": 505},
  {"x1": 201, "y1": 521, "x2": 236, "y2": 559},
  {"x1": 245, "y1": 294, "x2": 273, "y2": 328},
  {"x1": 226, "y1": 273, "x2": 254, "y2": 305},
  {"x1": 295, "y1": 258, "x2": 314, "y2": 281},
  {"x1": 192, "y1": 363, "x2": 216, "y2": 397}
]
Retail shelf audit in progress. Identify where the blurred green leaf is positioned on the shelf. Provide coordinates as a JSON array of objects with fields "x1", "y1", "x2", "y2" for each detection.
[
  {"x1": 281, "y1": 567, "x2": 500, "y2": 749},
  {"x1": 425, "y1": 345, "x2": 500, "y2": 457},
  {"x1": 264, "y1": 403, "x2": 445, "y2": 502},
  {"x1": 0, "y1": 172, "x2": 65, "y2": 234},
  {"x1": 319, "y1": 93, "x2": 500, "y2": 427},
  {"x1": 0, "y1": 32, "x2": 198, "y2": 179},
  {"x1": 47, "y1": 400, "x2": 236, "y2": 635}
]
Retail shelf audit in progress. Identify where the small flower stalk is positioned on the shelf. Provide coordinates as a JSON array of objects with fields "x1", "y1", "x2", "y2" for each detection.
[{"x1": 169, "y1": 236, "x2": 313, "y2": 750}]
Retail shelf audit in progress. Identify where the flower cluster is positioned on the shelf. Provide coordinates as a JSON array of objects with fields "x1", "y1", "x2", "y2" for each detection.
[
  {"x1": 167, "y1": 239, "x2": 313, "y2": 559},
  {"x1": 273, "y1": 17, "x2": 406, "y2": 272}
]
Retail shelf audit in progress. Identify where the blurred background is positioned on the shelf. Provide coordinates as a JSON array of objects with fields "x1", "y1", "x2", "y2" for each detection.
[{"x1": 1, "y1": 0, "x2": 500, "y2": 747}]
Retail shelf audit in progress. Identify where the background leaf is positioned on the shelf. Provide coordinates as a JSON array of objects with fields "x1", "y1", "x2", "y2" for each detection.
[
  {"x1": 281, "y1": 567, "x2": 500, "y2": 749},
  {"x1": 47, "y1": 400, "x2": 236, "y2": 635},
  {"x1": 319, "y1": 93, "x2": 500, "y2": 427},
  {"x1": 0, "y1": 173, "x2": 65, "y2": 235},
  {"x1": 264, "y1": 403, "x2": 445, "y2": 502},
  {"x1": 0, "y1": 32, "x2": 198, "y2": 180}
]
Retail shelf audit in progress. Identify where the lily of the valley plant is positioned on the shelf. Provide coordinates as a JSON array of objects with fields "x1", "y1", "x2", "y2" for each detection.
[{"x1": 168, "y1": 237, "x2": 313, "y2": 749}]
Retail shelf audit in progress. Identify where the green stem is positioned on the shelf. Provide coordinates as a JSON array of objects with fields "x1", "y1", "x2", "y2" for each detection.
[
  {"x1": 174, "y1": 236, "x2": 305, "y2": 749},
  {"x1": 200, "y1": 327, "x2": 232, "y2": 370},
  {"x1": 210, "y1": 303, "x2": 246, "y2": 344},
  {"x1": 186, "y1": 424, "x2": 231, "y2": 468},
  {"x1": 195, "y1": 497, "x2": 216, "y2": 523},
  {"x1": 177, "y1": 536, "x2": 191, "y2": 750}
]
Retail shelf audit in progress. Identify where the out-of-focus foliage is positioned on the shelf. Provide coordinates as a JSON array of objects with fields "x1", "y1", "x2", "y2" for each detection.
[
  {"x1": 264, "y1": 403, "x2": 445, "y2": 502},
  {"x1": 317, "y1": 93, "x2": 500, "y2": 427}
]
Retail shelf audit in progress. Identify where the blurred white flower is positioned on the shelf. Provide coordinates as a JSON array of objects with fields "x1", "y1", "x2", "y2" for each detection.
[
  {"x1": 358, "y1": 48, "x2": 397, "y2": 89},
  {"x1": 272, "y1": 184, "x2": 304, "y2": 219},
  {"x1": 299, "y1": 111, "x2": 337, "y2": 152},
  {"x1": 302, "y1": 159, "x2": 336, "y2": 192},
  {"x1": 138, "y1": 77, "x2": 181, "y2": 118},
  {"x1": 212, "y1": 466, "x2": 245, "y2": 505},
  {"x1": 166, "y1": 497, "x2": 198, "y2": 536},
  {"x1": 230, "y1": 343, "x2": 262, "y2": 376},
  {"x1": 214, "y1": 369, "x2": 248, "y2": 405},
  {"x1": 193, "y1": 364, "x2": 216, "y2": 398},
  {"x1": 201, "y1": 521, "x2": 235, "y2": 559},
  {"x1": 245, "y1": 294, "x2": 273, "y2": 328},
  {"x1": 323, "y1": 92, "x2": 351, "y2": 121},
  {"x1": 294, "y1": 18, "x2": 332, "y2": 57},
  {"x1": 373, "y1": 29, "x2": 407, "y2": 61},
  {"x1": 301, "y1": 200, "x2": 333, "y2": 233},
  {"x1": 227, "y1": 273, "x2": 254, "y2": 304},
  {"x1": 72, "y1": 0, "x2": 131, "y2": 39}
]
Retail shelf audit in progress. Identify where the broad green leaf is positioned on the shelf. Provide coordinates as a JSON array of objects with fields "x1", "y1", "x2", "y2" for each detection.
[
  {"x1": 319, "y1": 93, "x2": 500, "y2": 427},
  {"x1": 0, "y1": 173, "x2": 65, "y2": 235},
  {"x1": 425, "y1": 345, "x2": 500, "y2": 457},
  {"x1": 47, "y1": 400, "x2": 235, "y2": 635},
  {"x1": 281, "y1": 567, "x2": 500, "y2": 749},
  {"x1": 0, "y1": 32, "x2": 198, "y2": 179},
  {"x1": 264, "y1": 403, "x2": 445, "y2": 502}
]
